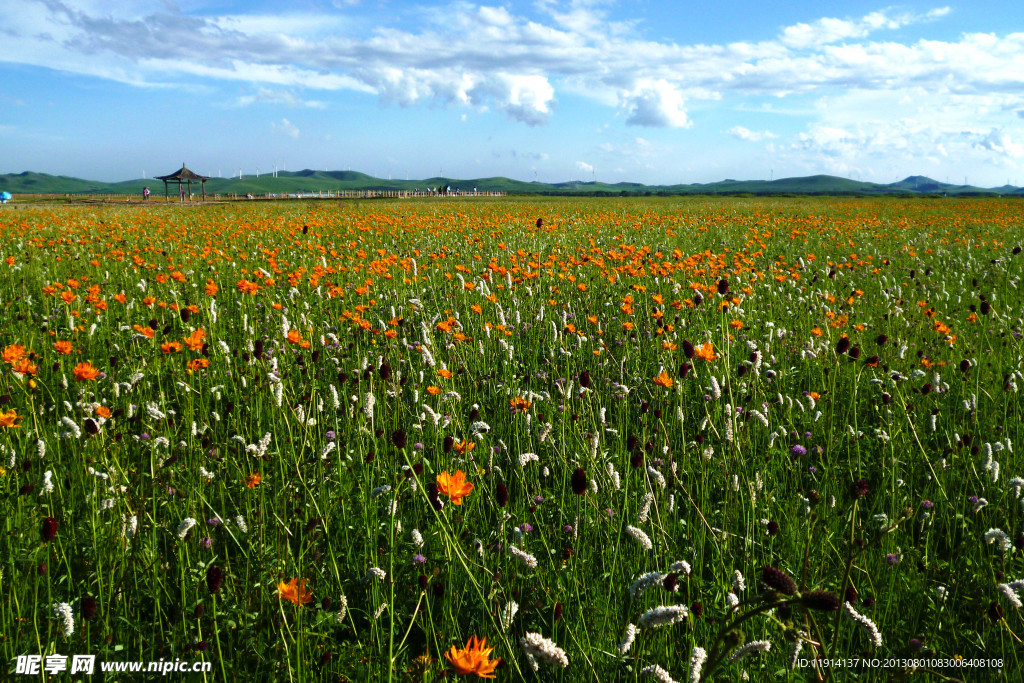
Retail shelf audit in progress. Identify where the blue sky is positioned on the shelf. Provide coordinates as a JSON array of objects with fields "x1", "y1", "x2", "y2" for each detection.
[{"x1": 2, "y1": 0, "x2": 1023, "y2": 186}]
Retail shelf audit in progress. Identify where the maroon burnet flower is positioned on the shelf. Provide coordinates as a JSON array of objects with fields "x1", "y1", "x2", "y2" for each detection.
[
  {"x1": 801, "y1": 590, "x2": 841, "y2": 611},
  {"x1": 495, "y1": 482, "x2": 509, "y2": 507},
  {"x1": 570, "y1": 468, "x2": 588, "y2": 495},
  {"x1": 760, "y1": 566, "x2": 797, "y2": 595},
  {"x1": 851, "y1": 479, "x2": 870, "y2": 500},
  {"x1": 206, "y1": 565, "x2": 224, "y2": 594},
  {"x1": 81, "y1": 596, "x2": 97, "y2": 621},
  {"x1": 836, "y1": 337, "x2": 851, "y2": 355},
  {"x1": 41, "y1": 517, "x2": 59, "y2": 542}
]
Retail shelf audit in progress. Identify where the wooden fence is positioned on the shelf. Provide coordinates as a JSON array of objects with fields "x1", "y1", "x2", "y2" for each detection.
[{"x1": 8, "y1": 190, "x2": 508, "y2": 204}]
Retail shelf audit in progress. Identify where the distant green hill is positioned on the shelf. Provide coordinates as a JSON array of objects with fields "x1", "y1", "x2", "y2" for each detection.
[{"x1": 0, "y1": 170, "x2": 1018, "y2": 198}]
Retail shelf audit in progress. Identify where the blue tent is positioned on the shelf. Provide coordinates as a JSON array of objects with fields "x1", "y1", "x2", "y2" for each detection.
[{"x1": 0, "y1": 192, "x2": 11, "y2": 204}]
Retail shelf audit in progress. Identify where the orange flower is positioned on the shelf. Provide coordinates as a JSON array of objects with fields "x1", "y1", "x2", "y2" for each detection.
[
  {"x1": 133, "y1": 324, "x2": 155, "y2": 339},
  {"x1": 437, "y1": 470, "x2": 474, "y2": 505},
  {"x1": 53, "y1": 340, "x2": 73, "y2": 355},
  {"x1": 205, "y1": 280, "x2": 219, "y2": 296},
  {"x1": 694, "y1": 343, "x2": 717, "y2": 362},
  {"x1": 426, "y1": 385, "x2": 442, "y2": 396},
  {"x1": 729, "y1": 319, "x2": 744, "y2": 330},
  {"x1": 2, "y1": 344, "x2": 26, "y2": 364},
  {"x1": 509, "y1": 396, "x2": 531, "y2": 412},
  {"x1": 286, "y1": 329, "x2": 311, "y2": 348},
  {"x1": 12, "y1": 358, "x2": 38, "y2": 376},
  {"x1": 810, "y1": 327, "x2": 823, "y2": 337},
  {"x1": 187, "y1": 358, "x2": 210, "y2": 372},
  {"x1": 452, "y1": 440, "x2": 475, "y2": 455},
  {"x1": 445, "y1": 635, "x2": 501, "y2": 678},
  {"x1": 437, "y1": 368, "x2": 453, "y2": 379},
  {"x1": 237, "y1": 279, "x2": 259, "y2": 294},
  {"x1": 94, "y1": 406, "x2": 112, "y2": 418},
  {"x1": 652, "y1": 371, "x2": 674, "y2": 388},
  {"x1": 277, "y1": 578, "x2": 313, "y2": 605},
  {"x1": 0, "y1": 409, "x2": 22, "y2": 429},
  {"x1": 161, "y1": 341, "x2": 183, "y2": 354},
  {"x1": 183, "y1": 329, "x2": 206, "y2": 351},
  {"x1": 246, "y1": 473, "x2": 262, "y2": 489},
  {"x1": 72, "y1": 362, "x2": 101, "y2": 382}
]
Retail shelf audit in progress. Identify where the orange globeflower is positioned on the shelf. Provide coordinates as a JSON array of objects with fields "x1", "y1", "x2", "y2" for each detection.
[
  {"x1": 187, "y1": 358, "x2": 210, "y2": 372},
  {"x1": 277, "y1": 578, "x2": 313, "y2": 605},
  {"x1": 161, "y1": 341, "x2": 183, "y2": 354},
  {"x1": 72, "y1": 362, "x2": 101, "y2": 382},
  {"x1": 0, "y1": 409, "x2": 22, "y2": 429},
  {"x1": 2, "y1": 344, "x2": 26, "y2": 364},
  {"x1": 183, "y1": 329, "x2": 206, "y2": 351},
  {"x1": 246, "y1": 473, "x2": 262, "y2": 489},
  {"x1": 652, "y1": 371, "x2": 674, "y2": 388},
  {"x1": 53, "y1": 341, "x2": 73, "y2": 355},
  {"x1": 437, "y1": 470, "x2": 474, "y2": 505},
  {"x1": 694, "y1": 343, "x2": 717, "y2": 362},
  {"x1": 437, "y1": 368, "x2": 453, "y2": 379},
  {"x1": 426, "y1": 385, "x2": 442, "y2": 396},
  {"x1": 445, "y1": 635, "x2": 501, "y2": 678},
  {"x1": 509, "y1": 396, "x2": 531, "y2": 412},
  {"x1": 205, "y1": 280, "x2": 219, "y2": 296},
  {"x1": 12, "y1": 358, "x2": 38, "y2": 376},
  {"x1": 94, "y1": 406, "x2": 112, "y2": 418}
]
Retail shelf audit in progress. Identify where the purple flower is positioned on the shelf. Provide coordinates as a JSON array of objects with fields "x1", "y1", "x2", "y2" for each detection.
[
  {"x1": 921, "y1": 500, "x2": 934, "y2": 510},
  {"x1": 533, "y1": 495, "x2": 544, "y2": 504},
  {"x1": 790, "y1": 444, "x2": 807, "y2": 457},
  {"x1": 206, "y1": 518, "x2": 221, "y2": 527},
  {"x1": 412, "y1": 554, "x2": 426, "y2": 565},
  {"x1": 520, "y1": 523, "x2": 533, "y2": 534},
  {"x1": 140, "y1": 433, "x2": 150, "y2": 441},
  {"x1": 414, "y1": 443, "x2": 425, "y2": 451},
  {"x1": 325, "y1": 431, "x2": 336, "y2": 442},
  {"x1": 809, "y1": 466, "x2": 818, "y2": 474},
  {"x1": 885, "y1": 553, "x2": 900, "y2": 566},
  {"x1": 563, "y1": 524, "x2": 574, "y2": 534},
  {"x1": 200, "y1": 537, "x2": 213, "y2": 549}
]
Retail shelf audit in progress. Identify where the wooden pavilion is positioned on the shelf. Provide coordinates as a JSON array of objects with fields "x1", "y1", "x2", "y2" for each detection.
[{"x1": 155, "y1": 164, "x2": 211, "y2": 201}]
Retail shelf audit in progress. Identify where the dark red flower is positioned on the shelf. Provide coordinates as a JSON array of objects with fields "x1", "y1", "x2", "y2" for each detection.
[
  {"x1": 41, "y1": 517, "x2": 59, "y2": 542},
  {"x1": 570, "y1": 467, "x2": 587, "y2": 495}
]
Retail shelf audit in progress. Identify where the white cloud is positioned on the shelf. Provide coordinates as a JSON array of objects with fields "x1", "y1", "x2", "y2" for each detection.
[
  {"x1": 622, "y1": 80, "x2": 690, "y2": 128},
  {"x1": 780, "y1": 7, "x2": 952, "y2": 49},
  {"x1": 575, "y1": 160, "x2": 594, "y2": 174},
  {"x1": 272, "y1": 118, "x2": 300, "y2": 138},
  {"x1": 728, "y1": 126, "x2": 776, "y2": 141}
]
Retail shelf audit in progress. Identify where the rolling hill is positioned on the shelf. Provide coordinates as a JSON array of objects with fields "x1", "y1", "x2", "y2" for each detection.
[{"x1": 0, "y1": 170, "x2": 1017, "y2": 198}]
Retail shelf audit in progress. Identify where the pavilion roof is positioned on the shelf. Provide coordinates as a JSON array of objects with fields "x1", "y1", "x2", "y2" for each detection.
[{"x1": 155, "y1": 165, "x2": 210, "y2": 181}]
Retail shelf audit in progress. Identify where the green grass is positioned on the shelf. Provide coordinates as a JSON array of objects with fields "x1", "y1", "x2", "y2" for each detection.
[{"x1": 0, "y1": 196, "x2": 1022, "y2": 681}]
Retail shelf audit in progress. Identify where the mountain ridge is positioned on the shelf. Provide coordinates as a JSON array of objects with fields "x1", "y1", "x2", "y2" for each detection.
[{"x1": 0, "y1": 170, "x2": 1018, "y2": 197}]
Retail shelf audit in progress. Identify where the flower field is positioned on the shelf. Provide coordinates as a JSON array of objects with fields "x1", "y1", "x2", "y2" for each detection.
[{"x1": 1, "y1": 196, "x2": 1023, "y2": 681}]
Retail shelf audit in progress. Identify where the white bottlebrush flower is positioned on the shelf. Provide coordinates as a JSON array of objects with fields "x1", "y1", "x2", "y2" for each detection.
[
  {"x1": 37, "y1": 439, "x2": 46, "y2": 459},
  {"x1": 234, "y1": 515, "x2": 248, "y2": 533},
  {"x1": 689, "y1": 646, "x2": 707, "y2": 683},
  {"x1": 996, "y1": 582, "x2": 1023, "y2": 609},
  {"x1": 626, "y1": 525, "x2": 653, "y2": 551},
  {"x1": 638, "y1": 604, "x2": 688, "y2": 630},
  {"x1": 373, "y1": 602, "x2": 388, "y2": 620},
  {"x1": 638, "y1": 493, "x2": 655, "y2": 523},
  {"x1": 363, "y1": 392, "x2": 376, "y2": 420},
  {"x1": 518, "y1": 452, "x2": 540, "y2": 468},
  {"x1": 42, "y1": 470, "x2": 54, "y2": 494},
  {"x1": 726, "y1": 592, "x2": 740, "y2": 610},
  {"x1": 411, "y1": 528, "x2": 423, "y2": 548},
  {"x1": 336, "y1": 594, "x2": 348, "y2": 623},
  {"x1": 370, "y1": 484, "x2": 392, "y2": 499},
  {"x1": 499, "y1": 601, "x2": 519, "y2": 632},
  {"x1": 508, "y1": 545, "x2": 538, "y2": 569},
  {"x1": 198, "y1": 466, "x2": 214, "y2": 480},
  {"x1": 122, "y1": 514, "x2": 138, "y2": 540},
  {"x1": 667, "y1": 560, "x2": 692, "y2": 576},
  {"x1": 844, "y1": 602, "x2": 883, "y2": 647},
  {"x1": 365, "y1": 567, "x2": 387, "y2": 582},
  {"x1": 732, "y1": 570, "x2": 746, "y2": 593},
  {"x1": 519, "y1": 632, "x2": 569, "y2": 668},
  {"x1": 647, "y1": 465, "x2": 667, "y2": 489},
  {"x1": 54, "y1": 602, "x2": 75, "y2": 637},
  {"x1": 617, "y1": 623, "x2": 637, "y2": 655},
  {"x1": 177, "y1": 517, "x2": 197, "y2": 540},
  {"x1": 641, "y1": 664, "x2": 679, "y2": 683},
  {"x1": 629, "y1": 571, "x2": 666, "y2": 599},
  {"x1": 985, "y1": 528, "x2": 1012, "y2": 554},
  {"x1": 727, "y1": 640, "x2": 771, "y2": 664}
]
